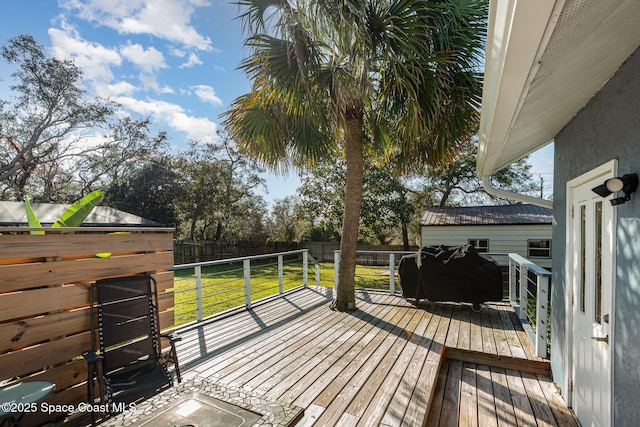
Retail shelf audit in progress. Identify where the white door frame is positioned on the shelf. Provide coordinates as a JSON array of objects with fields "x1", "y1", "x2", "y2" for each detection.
[{"x1": 565, "y1": 159, "x2": 617, "y2": 426}]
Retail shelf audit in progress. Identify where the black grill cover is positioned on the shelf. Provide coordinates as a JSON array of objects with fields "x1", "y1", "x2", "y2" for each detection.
[
  {"x1": 399, "y1": 245, "x2": 502, "y2": 304},
  {"x1": 398, "y1": 252, "x2": 426, "y2": 300}
]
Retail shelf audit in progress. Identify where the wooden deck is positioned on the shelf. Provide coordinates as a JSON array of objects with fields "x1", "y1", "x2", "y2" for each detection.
[{"x1": 175, "y1": 287, "x2": 577, "y2": 426}]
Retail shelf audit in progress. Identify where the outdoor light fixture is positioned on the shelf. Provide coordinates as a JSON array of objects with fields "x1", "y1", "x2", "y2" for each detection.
[{"x1": 591, "y1": 173, "x2": 639, "y2": 205}]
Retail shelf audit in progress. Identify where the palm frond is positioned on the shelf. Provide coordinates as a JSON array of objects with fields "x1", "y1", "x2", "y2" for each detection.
[{"x1": 226, "y1": 0, "x2": 487, "y2": 170}]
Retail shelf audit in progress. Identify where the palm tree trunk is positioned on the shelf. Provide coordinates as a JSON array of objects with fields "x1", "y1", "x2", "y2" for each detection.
[{"x1": 335, "y1": 111, "x2": 364, "y2": 311}]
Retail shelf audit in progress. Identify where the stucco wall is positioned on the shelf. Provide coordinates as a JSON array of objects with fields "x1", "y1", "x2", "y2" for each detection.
[{"x1": 553, "y1": 46, "x2": 640, "y2": 424}]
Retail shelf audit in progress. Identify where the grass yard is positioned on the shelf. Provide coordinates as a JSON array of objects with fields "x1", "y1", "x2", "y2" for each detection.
[{"x1": 172, "y1": 261, "x2": 397, "y2": 326}]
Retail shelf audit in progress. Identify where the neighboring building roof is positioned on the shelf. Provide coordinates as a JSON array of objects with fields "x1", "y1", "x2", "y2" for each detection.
[
  {"x1": 477, "y1": 0, "x2": 640, "y2": 177},
  {"x1": 0, "y1": 201, "x2": 163, "y2": 227},
  {"x1": 419, "y1": 204, "x2": 552, "y2": 227}
]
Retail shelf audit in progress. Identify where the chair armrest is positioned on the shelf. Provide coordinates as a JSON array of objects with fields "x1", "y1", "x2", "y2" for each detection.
[
  {"x1": 82, "y1": 350, "x2": 103, "y2": 364},
  {"x1": 160, "y1": 331, "x2": 182, "y2": 343},
  {"x1": 159, "y1": 332, "x2": 182, "y2": 383}
]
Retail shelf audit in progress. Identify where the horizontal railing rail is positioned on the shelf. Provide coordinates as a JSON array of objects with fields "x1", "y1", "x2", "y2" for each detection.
[
  {"x1": 333, "y1": 250, "x2": 415, "y2": 295},
  {"x1": 172, "y1": 249, "x2": 320, "y2": 331}
]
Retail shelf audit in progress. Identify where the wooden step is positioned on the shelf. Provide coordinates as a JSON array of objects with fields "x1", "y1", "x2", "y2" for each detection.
[{"x1": 442, "y1": 346, "x2": 551, "y2": 376}]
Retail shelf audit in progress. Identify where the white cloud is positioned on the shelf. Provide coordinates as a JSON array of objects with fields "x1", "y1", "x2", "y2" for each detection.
[
  {"x1": 50, "y1": 25, "x2": 175, "y2": 98},
  {"x1": 191, "y1": 85, "x2": 223, "y2": 106},
  {"x1": 158, "y1": 85, "x2": 175, "y2": 94},
  {"x1": 179, "y1": 52, "x2": 203, "y2": 68},
  {"x1": 48, "y1": 25, "x2": 121, "y2": 82},
  {"x1": 116, "y1": 96, "x2": 220, "y2": 143},
  {"x1": 169, "y1": 47, "x2": 186, "y2": 57},
  {"x1": 95, "y1": 80, "x2": 138, "y2": 97},
  {"x1": 61, "y1": 0, "x2": 213, "y2": 51},
  {"x1": 120, "y1": 42, "x2": 166, "y2": 73},
  {"x1": 136, "y1": 73, "x2": 173, "y2": 95}
]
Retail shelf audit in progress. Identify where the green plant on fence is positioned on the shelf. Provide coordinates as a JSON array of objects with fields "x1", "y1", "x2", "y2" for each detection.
[
  {"x1": 25, "y1": 190, "x2": 104, "y2": 231},
  {"x1": 25, "y1": 190, "x2": 114, "y2": 257}
]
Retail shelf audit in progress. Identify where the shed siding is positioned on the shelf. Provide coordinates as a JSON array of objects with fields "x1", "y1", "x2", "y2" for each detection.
[{"x1": 420, "y1": 224, "x2": 552, "y2": 268}]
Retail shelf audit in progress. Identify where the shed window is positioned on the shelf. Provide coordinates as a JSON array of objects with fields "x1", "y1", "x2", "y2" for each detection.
[
  {"x1": 468, "y1": 239, "x2": 489, "y2": 253},
  {"x1": 528, "y1": 239, "x2": 551, "y2": 258}
]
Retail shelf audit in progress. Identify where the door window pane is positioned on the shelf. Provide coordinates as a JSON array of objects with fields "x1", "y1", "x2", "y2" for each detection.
[
  {"x1": 595, "y1": 201, "x2": 603, "y2": 324},
  {"x1": 580, "y1": 205, "x2": 586, "y2": 313}
]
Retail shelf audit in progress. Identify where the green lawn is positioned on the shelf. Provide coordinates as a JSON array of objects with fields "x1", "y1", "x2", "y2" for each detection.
[{"x1": 172, "y1": 261, "x2": 396, "y2": 325}]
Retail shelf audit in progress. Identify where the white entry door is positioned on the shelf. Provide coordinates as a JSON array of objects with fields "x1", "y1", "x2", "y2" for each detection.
[{"x1": 569, "y1": 171, "x2": 614, "y2": 427}]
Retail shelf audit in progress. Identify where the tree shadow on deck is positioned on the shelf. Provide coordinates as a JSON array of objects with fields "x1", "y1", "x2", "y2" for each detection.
[
  {"x1": 178, "y1": 287, "x2": 334, "y2": 372},
  {"x1": 350, "y1": 293, "x2": 451, "y2": 353}
]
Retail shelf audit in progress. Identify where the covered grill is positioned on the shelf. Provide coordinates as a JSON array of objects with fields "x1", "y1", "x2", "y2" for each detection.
[{"x1": 399, "y1": 245, "x2": 503, "y2": 309}]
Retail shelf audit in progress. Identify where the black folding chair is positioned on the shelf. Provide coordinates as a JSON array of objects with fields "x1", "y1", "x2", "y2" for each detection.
[{"x1": 83, "y1": 274, "x2": 180, "y2": 422}]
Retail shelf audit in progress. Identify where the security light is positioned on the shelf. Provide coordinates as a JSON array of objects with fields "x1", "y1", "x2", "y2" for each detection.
[{"x1": 591, "y1": 173, "x2": 638, "y2": 205}]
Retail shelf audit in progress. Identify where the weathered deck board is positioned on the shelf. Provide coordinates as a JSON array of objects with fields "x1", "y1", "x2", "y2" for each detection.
[
  {"x1": 490, "y1": 367, "x2": 519, "y2": 427},
  {"x1": 178, "y1": 287, "x2": 334, "y2": 369},
  {"x1": 271, "y1": 298, "x2": 394, "y2": 404},
  {"x1": 426, "y1": 360, "x2": 578, "y2": 427},
  {"x1": 389, "y1": 303, "x2": 445, "y2": 427},
  {"x1": 175, "y1": 287, "x2": 573, "y2": 426}
]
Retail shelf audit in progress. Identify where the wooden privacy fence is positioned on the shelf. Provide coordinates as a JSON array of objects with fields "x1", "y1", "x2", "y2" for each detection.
[
  {"x1": 0, "y1": 227, "x2": 175, "y2": 426},
  {"x1": 173, "y1": 240, "x2": 300, "y2": 264},
  {"x1": 303, "y1": 242, "x2": 419, "y2": 262}
]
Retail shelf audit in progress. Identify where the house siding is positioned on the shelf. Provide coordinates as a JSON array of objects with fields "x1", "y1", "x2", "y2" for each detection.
[
  {"x1": 420, "y1": 224, "x2": 552, "y2": 268},
  {"x1": 553, "y1": 46, "x2": 640, "y2": 425}
]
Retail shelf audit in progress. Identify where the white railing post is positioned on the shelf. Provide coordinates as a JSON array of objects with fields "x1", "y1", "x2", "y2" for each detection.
[
  {"x1": 278, "y1": 255, "x2": 284, "y2": 294},
  {"x1": 519, "y1": 265, "x2": 528, "y2": 322},
  {"x1": 243, "y1": 259, "x2": 252, "y2": 309},
  {"x1": 303, "y1": 251, "x2": 309, "y2": 287},
  {"x1": 334, "y1": 251, "x2": 340, "y2": 289},
  {"x1": 195, "y1": 265, "x2": 203, "y2": 322},
  {"x1": 536, "y1": 275, "x2": 550, "y2": 358},
  {"x1": 389, "y1": 253, "x2": 396, "y2": 295},
  {"x1": 315, "y1": 263, "x2": 321, "y2": 287},
  {"x1": 509, "y1": 258, "x2": 517, "y2": 304}
]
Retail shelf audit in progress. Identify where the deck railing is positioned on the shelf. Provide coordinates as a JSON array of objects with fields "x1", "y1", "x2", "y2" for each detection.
[
  {"x1": 336, "y1": 249, "x2": 551, "y2": 359},
  {"x1": 333, "y1": 250, "x2": 415, "y2": 295},
  {"x1": 505, "y1": 253, "x2": 552, "y2": 358},
  {"x1": 172, "y1": 249, "x2": 320, "y2": 329}
]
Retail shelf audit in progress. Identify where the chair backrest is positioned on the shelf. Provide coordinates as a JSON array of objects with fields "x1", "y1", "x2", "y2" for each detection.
[{"x1": 91, "y1": 275, "x2": 162, "y2": 375}]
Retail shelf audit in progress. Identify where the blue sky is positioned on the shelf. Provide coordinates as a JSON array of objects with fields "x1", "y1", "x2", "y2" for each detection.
[{"x1": 0, "y1": 0, "x2": 554, "y2": 204}]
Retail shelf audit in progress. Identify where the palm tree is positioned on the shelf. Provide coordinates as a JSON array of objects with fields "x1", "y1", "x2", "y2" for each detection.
[{"x1": 223, "y1": 0, "x2": 487, "y2": 311}]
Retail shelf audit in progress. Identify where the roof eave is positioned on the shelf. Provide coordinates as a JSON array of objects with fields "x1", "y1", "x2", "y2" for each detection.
[{"x1": 477, "y1": 0, "x2": 559, "y2": 178}]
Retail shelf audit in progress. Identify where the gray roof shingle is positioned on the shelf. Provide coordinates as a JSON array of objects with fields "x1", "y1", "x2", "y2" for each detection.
[{"x1": 419, "y1": 204, "x2": 552, "y2": 226}]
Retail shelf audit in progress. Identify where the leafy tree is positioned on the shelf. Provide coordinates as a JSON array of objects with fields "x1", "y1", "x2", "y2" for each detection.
[
  {"x1": 0, "y1": 35, "x2": 113, "y2": 198},
  {"x1": 174, "y1": 138, "x2": 265, "y2": 241},
  {"x1": 415, "y1": 142, "x2": 539, "y2": 207},
  {"x1": 0, "y1": 35, "x2": 166, "y2": 202},
  {"x1": 223, "y1": 196, "x2": 269, "y2": 242},
  {"x1": 360, "y1": 166, "x2": 416, "y2": 248},
  {"x1": 104, "y1": 156, "x2": 181, "y2": 227},
  {"x1": 267, "y1": 196, "x2": 309, "y2": 243},
  {"x1": 298, "y1": 158, "x2": 417, "y2": 247},
  {"x1": 73, "y1": 118, "x2": 169, "y2": 198},
  {"x1": 297, "y1": 160, "x2": 347, "y2": 241},
  {"x1": 223, "y1": 0, "x2": 486, "y2": 311}
]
